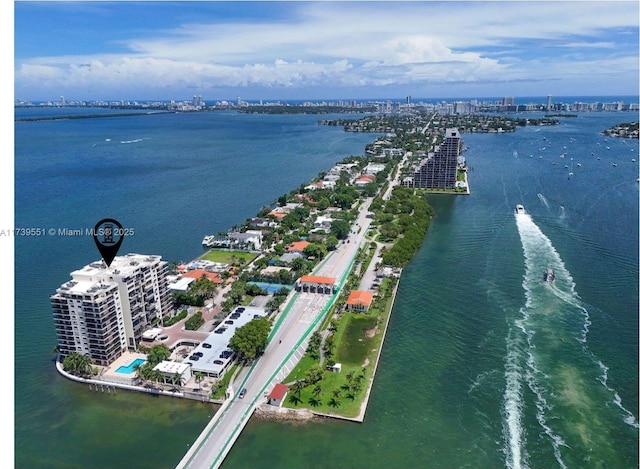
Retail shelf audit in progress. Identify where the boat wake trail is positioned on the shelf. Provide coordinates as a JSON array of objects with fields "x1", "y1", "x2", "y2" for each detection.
[
  {"x1": 506, "y1": 210, "x2": 637, "y2": 468},
  {"x1": 537, "y1": 193, "x2": 550, "y2": 210}
]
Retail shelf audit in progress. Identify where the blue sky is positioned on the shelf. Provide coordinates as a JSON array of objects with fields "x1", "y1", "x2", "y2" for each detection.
[{"x1": 12, "y1": 1, "x2": 640, "y2": 102}]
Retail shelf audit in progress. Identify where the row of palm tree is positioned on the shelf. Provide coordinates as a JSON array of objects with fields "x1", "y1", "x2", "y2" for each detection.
[
  {"x1": 287, "y1": 366, "x2": 369, "y2": 409},
  {"x1": 62, "y1": 352, "x2": 94, "y2": 377}
]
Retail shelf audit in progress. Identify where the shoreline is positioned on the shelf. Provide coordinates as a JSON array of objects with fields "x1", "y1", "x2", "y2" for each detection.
[{"x1": 54, "y1": 114, "x2": 461, "y2": 424}]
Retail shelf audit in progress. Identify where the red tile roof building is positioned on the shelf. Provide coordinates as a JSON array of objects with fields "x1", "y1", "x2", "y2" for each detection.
[
  {"x1": 346, "y1": 290, "x2": 374, "y2": 311},
  {"x1": 295, "y1": 275, "x2": 337, "y2": 294},
  {"x1": 287, "y1": 240, "x2": 311, "y2": 253},
  {"x1": 268, "y1": 383, "x2": 289, "y2": 407},
  {"x1": 182, "y1": 269, "x2": 223, "y2": 284}
]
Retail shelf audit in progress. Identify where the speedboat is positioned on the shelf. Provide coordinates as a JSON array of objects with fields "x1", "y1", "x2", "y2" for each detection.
[
  {"x1": 515, "y1": 204, "x2": 526, "y2": 215},
  {"x1": 202, "y1": 235, "x2": 215, "y2": 247},
  {"x1": 544, "y1": 268, "x2": 555, "y2": 282}
]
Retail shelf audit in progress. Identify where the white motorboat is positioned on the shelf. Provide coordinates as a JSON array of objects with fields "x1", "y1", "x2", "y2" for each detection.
[{"x1": 544, "y1": 268, "x2": 555, "y2": 282}]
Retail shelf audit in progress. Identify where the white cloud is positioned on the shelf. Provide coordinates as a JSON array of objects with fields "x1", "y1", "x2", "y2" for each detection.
[{"x1": 14, "y1": 1, "x2": 639, "y2": 100}]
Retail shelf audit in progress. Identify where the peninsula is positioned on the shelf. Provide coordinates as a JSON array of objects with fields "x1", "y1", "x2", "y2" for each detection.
[{"x1": 52, "y1": 111, "x2": 501, "y2": 468}]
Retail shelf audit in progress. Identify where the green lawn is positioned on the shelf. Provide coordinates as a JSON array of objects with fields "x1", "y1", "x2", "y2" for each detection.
[
  {"x1": 335, "y1": 314, "x2": 378, "y2": 365},
  {"x1": 281, "y1": 278, "x2": 398, "y2": 419},
  {"x1": 199, "y1": 250, "x2": 258, "y2": 265},
  {"x1": 283, "y1": 352, "x2": 317, "y2": 384},
  {"x1": 283, "y1": 362, "x2": 370, "y2": 418}
]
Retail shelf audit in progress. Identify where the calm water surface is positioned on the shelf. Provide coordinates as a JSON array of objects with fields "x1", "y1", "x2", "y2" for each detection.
[{"x1": 15, "y1": 107, "x2": 638, "y2": 469}]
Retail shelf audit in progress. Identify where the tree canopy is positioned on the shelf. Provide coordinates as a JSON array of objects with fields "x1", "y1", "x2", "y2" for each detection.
[
  {"x1": 330, "y1": 219, "x2": 351, "y2": 240},
  {"x1": 228, "y1": 317, "x2": 272, "y2": 361},
  {"x1": 62, "y1": 352, "x2": 93, "y2": 377}
]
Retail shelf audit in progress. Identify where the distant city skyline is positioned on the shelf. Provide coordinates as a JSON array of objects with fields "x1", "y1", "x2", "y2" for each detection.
[{"x1": 13, "y1": 2, "x2": 640, "y2": 102}]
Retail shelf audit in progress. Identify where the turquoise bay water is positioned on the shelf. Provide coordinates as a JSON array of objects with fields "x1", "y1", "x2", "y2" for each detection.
[{"x1": 15, "y1": 107, "x2": 638, "y2": 468}]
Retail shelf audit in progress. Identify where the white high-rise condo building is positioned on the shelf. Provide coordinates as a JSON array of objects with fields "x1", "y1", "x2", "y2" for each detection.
[{"x1": 51, "y1": 253, "x2": 172, "y2": 366}]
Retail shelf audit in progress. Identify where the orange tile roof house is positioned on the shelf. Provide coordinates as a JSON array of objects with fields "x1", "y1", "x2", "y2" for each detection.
[
  {"x1": 182, "y1": 269, "x2": 223, "y2": 284},
  {"x1": 346, "y1": 290, "x2": 374, "y2": 312},
  {"x1": 287, "y1": 240, "x2": 311, "y2": 253}
]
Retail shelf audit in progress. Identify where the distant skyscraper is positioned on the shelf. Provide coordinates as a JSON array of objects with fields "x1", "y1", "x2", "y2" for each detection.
[
  {"x1": 51, "y1": 253, "x2": 171, "y2": 366},
  {"x1": 502, "y1": 96, "x2": 515, "y2": 106},
  {"x1": 547, "y1": 95, "x2": 553, "y2": 111}
]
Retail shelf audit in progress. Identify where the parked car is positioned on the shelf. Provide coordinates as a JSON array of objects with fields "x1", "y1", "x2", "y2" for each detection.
[
  {"x1": 236, "y1": 307, "x2": 245, "y2": 313},
  {"x1": 202, "y1": 343, "x2": 212, "y2": 349},
  {"x1": 189, "y1": 355, "x2": 200, "y2": 361},
  {"x1": 214, "y1": 328, "x2": 226, "y2": 334},
  {"x1": 225, "y1": 320, "x2": 234, "y2": 325},
  {"x1": 238, "y1": 388, "x2": 247, "y2": 399},
  {"x1": 194, "y1": 351, "x2": 203, "y2": 357}
]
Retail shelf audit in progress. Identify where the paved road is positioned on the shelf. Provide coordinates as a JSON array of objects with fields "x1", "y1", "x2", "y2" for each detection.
[{"x1": 176, "y1": 199, "x2": 374, "y2": 469}]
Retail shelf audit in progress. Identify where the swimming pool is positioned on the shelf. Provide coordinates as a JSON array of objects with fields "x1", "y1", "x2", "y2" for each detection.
[
  {"x1": 115, "y1": 358, "x2": 146, "y2": 374},
  {"x1": 248, "y1": 282, "x2": 292, "y2": 295}
]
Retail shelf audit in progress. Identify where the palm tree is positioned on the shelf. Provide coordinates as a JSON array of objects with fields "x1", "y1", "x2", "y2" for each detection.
[
  {"x1": 194, "y1": 372, "x2": 205, "y2": 390},
  {"x1": 148, "y1": 345, "x2": 171, "y2": 365},
  {"x1": 291, "y1": 379, "x2": 306, "y2": 396},
  {"x1": 171, "y1": 372, "x2": 184, "y2": 388},
  {"x1": 332, "y1": 388, "x2": 341, "y2": 399},
  {"x1": 63, "y1": 352, "x2": 92, "y2": 377},
  {"x1": 150, "y1": 368, "x2": 163, "y2": 385},
  {"x1": 134, "y1": 362, "x2": 147, "y2": 385},
  {"x1": 328, "y1": 397, "x2": 341, "y2": 408},
  {"x1": 312, "y1": 384, "x2": 322, "y2": 398},
  {"x1": 308, "y1": 396, "x2": 321, "y2": 407}
]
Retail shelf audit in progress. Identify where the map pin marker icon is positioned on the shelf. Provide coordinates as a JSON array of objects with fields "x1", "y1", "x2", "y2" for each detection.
[{"x1": 93, "y1": 218, "x2": 125, "y2": 267}]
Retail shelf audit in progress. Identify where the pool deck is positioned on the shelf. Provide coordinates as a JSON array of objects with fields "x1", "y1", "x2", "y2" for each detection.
[{"x1": 100, "y1": 351, "x2": 149, "y2": 384}]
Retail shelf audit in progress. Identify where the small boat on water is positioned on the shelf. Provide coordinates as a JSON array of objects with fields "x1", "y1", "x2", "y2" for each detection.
[
  {"x1": 202, "y1": 235, "x2": 215, "y2": 247},
  {"x1": 544, "y1": 268, "x2": 555, "y2": 282},
  {"x1": 515, "y1": 204, "x2": 526, "y2": 215}
]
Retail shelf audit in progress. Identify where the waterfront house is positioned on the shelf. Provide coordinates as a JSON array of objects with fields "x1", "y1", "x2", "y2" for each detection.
[
  {"x1": 227, "y1": 230, "x2": 263, "y2": 251},
  {"x1": 346, "y1": 290, "x2": 374, "y2": 312}
]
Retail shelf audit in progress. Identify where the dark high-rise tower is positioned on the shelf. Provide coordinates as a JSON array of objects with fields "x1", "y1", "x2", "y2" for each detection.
[{"x1": 410, "y1": 128, "x2": 460, "y2": 189}]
